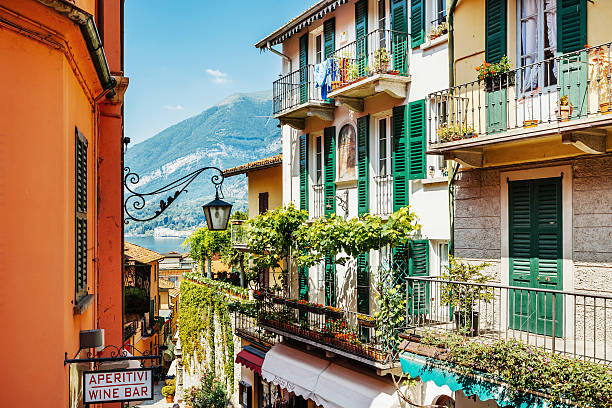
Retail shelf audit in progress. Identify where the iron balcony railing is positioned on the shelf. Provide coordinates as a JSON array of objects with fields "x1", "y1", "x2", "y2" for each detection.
[
  {"x1": 429, "y1": 42, "x2": 612, "y2": 145},
  {"x1": 330, "y1": 29, "x2": 409, "y2": 91},
  {"x1": 123, "y1": 321, "x2": 138, "y2": 341},
  {"x1": 257, "y1": 293, "x2": 386, "y2": 364},
  {"x1": 272, "y1": 64, "x2": 333, "y2": 115},
  {"x1": 373, "y1": 175, "x2": 393, "y2": 216},
  {"x1": 404, "y1": 276, "x2": 612, "y2": 365},
  {"x1": 231, "y1": 220, "x2": 247, "y2": 248},
  {"x1": 234, "y1": 310, "x2": 279, "y2": 347},
  {"x1": 312, "y1": 184, "x2": 325, "y2": 219}
]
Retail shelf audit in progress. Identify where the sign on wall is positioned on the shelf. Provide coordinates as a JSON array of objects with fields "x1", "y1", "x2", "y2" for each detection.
[{"x1": 83, "y1": 368, "x2": 154, "y2": 404}]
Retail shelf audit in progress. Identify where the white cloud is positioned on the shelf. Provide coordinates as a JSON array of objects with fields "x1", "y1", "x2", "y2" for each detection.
[
  {"x1": 162, "y1": 104, "x2": 184, "y2": 111},
  {"x1": 205, "y1": 68, "x2": 229, "y2": 84}
]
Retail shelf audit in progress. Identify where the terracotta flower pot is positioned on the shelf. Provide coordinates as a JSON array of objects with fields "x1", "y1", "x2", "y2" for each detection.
[{"x1": 165, "y1": 395, "x2": 175, "y2": 403}]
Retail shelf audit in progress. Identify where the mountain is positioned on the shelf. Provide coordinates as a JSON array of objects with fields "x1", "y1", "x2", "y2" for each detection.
[{"x1": 124, "y1": 90, "x2": 280, "y2": 235}]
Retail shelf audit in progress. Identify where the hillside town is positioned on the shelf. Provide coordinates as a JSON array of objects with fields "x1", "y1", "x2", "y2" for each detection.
[{"x1": 1, "y1": 1, "x2": 611, "y2": 408}]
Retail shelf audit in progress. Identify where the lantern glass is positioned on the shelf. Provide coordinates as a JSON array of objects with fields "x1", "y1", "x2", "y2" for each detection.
[{"x1": 202, "y1": 197, "x2": 232, "y2": 231}]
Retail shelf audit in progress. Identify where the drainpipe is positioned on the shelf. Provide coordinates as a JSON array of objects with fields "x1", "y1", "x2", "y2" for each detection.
[
  {"x1": 447, "y1": 0, "x2": 459, "y2": 256},
  {"x1": 267, "y1": 41, "x2": 292, "y2": 72}
]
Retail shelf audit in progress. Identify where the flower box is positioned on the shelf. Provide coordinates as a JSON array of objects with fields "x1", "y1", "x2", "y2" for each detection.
[
  {"x1": 285, "y1": 299, "x2": 298, "y2": 308},
  {"x1": 324, "y1": 308, "x2": 344, "y2": 319},
  {"x1": 357, "y1": 316, "x2": 377, "y2": 328},
  {"x1": 272, "y1": 296, "x2": 285, "y2": 305},
  {"x1": 483, "y1": 72, "x2": 515, "y2": 92},
  {"x1": 252, "y1": 291, "x2": 265, "y2": 301},
  {"x1": 308, "y1": 304, "x2": 325, "y2": 315},
  {"x1": 296, "y1": 301, "x2": 309, "y2": 312}
]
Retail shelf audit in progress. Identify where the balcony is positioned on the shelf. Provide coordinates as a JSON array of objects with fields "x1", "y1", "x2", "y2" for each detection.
[
  {"x1": 428, "y1": 43, "x2": 612, "y2": 167},
  {"x1": 273, "y1": 65, "x2": 335, "y2": 130},
  {"x1": 231, "y1": 219, "x2": 247, "y2": 250},
  {"x1": 403, "y1": 277, "x2": 612, "y2": 365},
  {"x1": 256, "y1": 293, "x2": 391, "y2": 368},
  {"x1": 234, "y1": 309, "x2": 279, "y2": 348},
  {"x1": 123, "y1": 321, "x2": 138, "y2": 341},
  {"x1": 328, "y1": 29, "x2": 411, "y2": 111},
  {"x1": 373, "y1": 175, "x2": 393, "y2": 217}
]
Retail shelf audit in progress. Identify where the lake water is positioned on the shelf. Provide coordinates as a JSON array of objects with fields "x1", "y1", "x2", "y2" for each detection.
[{"x1": 125, "y1": 236, "x2": 189, "y2": 254}]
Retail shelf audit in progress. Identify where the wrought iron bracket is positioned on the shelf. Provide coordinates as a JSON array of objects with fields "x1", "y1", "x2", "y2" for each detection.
[
  {"x1": 64, "y1": 344, "x2": 161, "y2": 369},
  {"x1": 335, "y1": 190, "x2": 349, "y2": 218},
  {"x1": 123, "y1": 165, "x2": 225, "y2": 223}
]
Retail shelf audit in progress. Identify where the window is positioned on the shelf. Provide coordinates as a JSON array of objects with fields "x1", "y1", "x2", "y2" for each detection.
[
  {"x1": 378, "y1": 0, "x2": 386, "y2": 48},
  {"x1": 258, "y1": 192, "x2": 269, "y2": 214},
  {"x1": 377, "y1": 117, "x2": 392, "y2": 176},
  {"x1": 315, "y1": 136, "x2": 323, "y2": 184},
  {"x1": 75, "y1": 127, "x2": 88, "y2": 302},
  {"x1": 315, "y1": 34, "x2": 323, "y2": 64},
  {"x1": 433, "y1": 0, "x2": 447, "y2": 26},
  {"x1": 438, "y1": 243, "x2": 449, "y2": 275},
  {"x1": 518, "y1": 0, "x2": 557, "y2": 93},
  {"x1": 337, "y1": 124, "x2": 356, "y2": 181}
]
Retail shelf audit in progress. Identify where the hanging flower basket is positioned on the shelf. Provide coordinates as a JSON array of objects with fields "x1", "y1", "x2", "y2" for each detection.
[
  {"x1": 483, "y1": 72, "x2": 515, "y2": 92},
  {"x1": 357, "y1": 315, "x2": 377, "y2": 328}
]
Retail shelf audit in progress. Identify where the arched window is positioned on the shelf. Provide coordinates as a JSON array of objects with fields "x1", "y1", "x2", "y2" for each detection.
[{"x1": 337, "y1": 123, "x2": 356, "y2": 181}]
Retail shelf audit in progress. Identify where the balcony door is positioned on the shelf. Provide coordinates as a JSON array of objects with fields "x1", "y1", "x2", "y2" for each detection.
[{"x1": 508, "y1": 177, "x2": 563, "y2": 337}]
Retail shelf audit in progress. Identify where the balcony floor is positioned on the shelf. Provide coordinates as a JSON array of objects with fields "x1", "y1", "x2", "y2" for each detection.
[{"x1": 328, "y1": 73, "x2": 411, "y2": 103}]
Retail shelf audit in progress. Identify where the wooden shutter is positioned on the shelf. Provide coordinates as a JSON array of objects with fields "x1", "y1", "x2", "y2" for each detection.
[
  {"x1": 392, "y1": 105, "x2": 408, "y2": 211},
  {"x1": 298, "y1": 266, "x2": 309, "y2": 301},
  {"x1": 356, "y1": 253, "x2": 370, "y2": 314},
  {"x1": 408, "y1": 99, "x2": 426, "y2": 180},
  {"x1": 258, "y1": 192, "x2": 269, "y2": 214},
  {"x1": 410, "y1": 0, "x2": 425, "y2": 48},
  {"x1": 408, "y1": 239, "x2": 429, "y2": 315},
  {"x1": 486, "y1": 89, "x2": 508, "y2": 133},
  {"x1": 557, "y1": 0, "x2": 587, "y2": 53},
  {"x1": 355, "y1": 0, "x2": 368, "y2": 77},
  {"x1": 299, "y1": 34, "x2": 308, "y2": 104},
  {"x1": 299, "y1": 134, "x2": 309, "y2": 212},
  {"x1": 391, "y1": 0, "x2": 408, "y2": 73},
  {"x1": 324, "y1": 126, "x2": 336, "y2": 216},
  {"x1": 75, "y1": 127, "x2": 88, "y2": 301},
  {"x1": 324, "y1": 255, "x2": 336, "y2": 307},
  {"x1": 485, "y1": 0, "x2": 507, "y2": 64},
  {"x1": 357, "y1": 115, "x2": 370, "y2": 215},
  {"x1": 324, "y1": 18, "x2": 336, "y2": 60}
]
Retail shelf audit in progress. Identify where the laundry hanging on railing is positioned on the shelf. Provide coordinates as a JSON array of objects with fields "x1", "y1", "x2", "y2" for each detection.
[{"x1": 314, "y1": 58, "x2": 336, "y2": 99}]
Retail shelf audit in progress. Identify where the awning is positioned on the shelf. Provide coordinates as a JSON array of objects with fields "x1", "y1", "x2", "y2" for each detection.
[
  {"x1": 235, "y1": 346, "x2": 266, "y2": 375},
  {"x1": 400, "y1": 352, "x2": 571, "y2": 408},
  {"x1": 262, "y1": 344, "x2": 399, "y2": 408}
]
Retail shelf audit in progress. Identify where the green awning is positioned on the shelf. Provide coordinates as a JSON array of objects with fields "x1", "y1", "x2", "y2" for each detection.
[{"x1": 400, "y1": 352, "x2": 571, "y2": 408}]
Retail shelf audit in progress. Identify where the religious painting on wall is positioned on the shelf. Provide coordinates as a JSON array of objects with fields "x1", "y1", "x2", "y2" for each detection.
[{"x1": 337, "y1": 124, "x2": 356, "y2": 181}]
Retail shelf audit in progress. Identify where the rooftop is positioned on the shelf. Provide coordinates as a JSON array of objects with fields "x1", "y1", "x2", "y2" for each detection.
[
  {"x1": 223, "y1": 154, "x2": 282, "y2": 177},
  {"x1": 124, "y1": 242, "x2": 164, "y2": 264}
]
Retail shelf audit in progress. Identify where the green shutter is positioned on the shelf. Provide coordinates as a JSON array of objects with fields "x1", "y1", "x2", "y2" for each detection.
[
  {"x1": 357, "y1": 115, "x2": 370, "y2": 215},
  {"x1": 559, "y1": 51, "x2": 588, "y2": 119},
  {"x1": 298, "y1": 266, "x2": 309, "y2": 301},
  {"x1": 356, "y1": 253, "x2": 370, "y2": 314},
  {"x1": 299, "y1": 134, "x2": 309, "y2": 212},
  {"x1": 324, "y1": 255, "x2": 336, "y2": 307},
  {"x1": 324, "y1": 126, "x2": 336, "y2": 216},
  {"x1": 324, "y1": 18, "x2": 336, "y2": 60},
  {"x1": 391, "y1": 0, "x2": 408, "y2": 73},
  {"x1": 557, "y1": 0, "x2": 587, "y2": 54},
  {"x1": 392, "y1": 105, "x2": 408, "y2": 211},
  {"x1": 299, "y1": 34, "x2": 308, "y2": 104},
  {"x1": 355, "y1": 0, "x2": 368, "y2": 77},
  {"x1": 410, "y1": 0, "x2": 425, "y2": 48},
  {"x1": 485, "y1": 0, "x2": 507, "y2": 63},
  {"x1": 408, "y1": 239, "x2": 429, "y2": 316},
  {"x1": 486, "y1": 89, "x2": 508, "y2": 133},
  {"x1": 408, "y1": 99, "x2": 426, "y2": 180},
  {"x1": 392, "y1": 243, "x2": 410, "y2": 288},
  {"x1": 75, "y1": 127, "x2": 88, "y2": 301},
  {"x1": 509, "y1": 178, "x2": 563, "y2": 337}
]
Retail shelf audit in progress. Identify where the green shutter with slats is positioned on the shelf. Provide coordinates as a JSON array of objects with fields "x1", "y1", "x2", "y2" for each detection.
[
  {"x1": 299, "y1": 34, "x2": 308, "y2": 104},
  {"x1": 509, "y1": 178, "x2": 563, "y2": 337},
  {"x1": 299, "y1": 134, "x2": 309, "y2": 212},
  {"x1": 298, "y1": 266, "x2": 309, "y2": 301},
  {"x1": 324, "y1": 126, "x2": 336, "y2": 216},
  {"x1": 485, "y1": 0, "x2": 507, "y2": 64},
  {"x1": 410, "y1": 0, "x2": 425, "y2": 48},
  {"x1": 357, "y1": 115, "x2": 370, "y2": 215},
  {"x1": 75, "y1": 127, "x2": 88, "y2": 301},
  {"x1": 557, "y1": 0, "x2": 587, "y2": 54},
  {"x1": 355, "y1": 0, "x2": 368, "y2": 77},
  {"x1": 486, "y1": 89, "x2": 508, "y2": 133},
  {"x1": 408, "y1": 239, "x2": 429, "y2": 316},
  {"x1": 392, "y1": 105, "x2": 409, "y2": 211},
  {"x1": 324, "y1": 18, "x2": 336, "y2": 60},
  {"x1": 408, "y1": 100, "x2": 426, "y2": 180},
  {"x1": 391, "y1": 0, "x2": 408, "y2": 73},
  {"x1": 356, "y1": 253, "x2": 370, "y2": 314},
  {"x1": 325, "y1": 255, "x2": 336, "y2": 307}
]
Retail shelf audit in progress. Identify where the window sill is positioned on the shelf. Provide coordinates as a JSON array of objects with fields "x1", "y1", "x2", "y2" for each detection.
[
  {"x1": 420, "y1": 34, "x2": 448, "y2": 51},
  {"x1": 422, "y1": 176, "x2": 448, "y2": 185},
  {"x1": 73, "y1": 293, "x2": 94, "y2": 315},
  {"x1": 334, "y1": 179, "x2": 357, "y2": 189}
]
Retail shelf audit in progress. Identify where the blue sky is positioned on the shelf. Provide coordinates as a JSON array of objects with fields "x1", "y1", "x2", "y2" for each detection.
[{"x1": 124, "y1": 0, "x2": 317, "y2": 144}]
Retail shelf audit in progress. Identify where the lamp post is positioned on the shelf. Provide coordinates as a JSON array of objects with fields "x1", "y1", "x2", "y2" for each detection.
[{"x1": 123, "y1": 166, "x2": 233, "y2": 231}]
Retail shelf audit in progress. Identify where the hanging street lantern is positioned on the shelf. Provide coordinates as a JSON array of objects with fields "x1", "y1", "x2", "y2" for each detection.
[{"x1": 202, "y1": 192, "x2": 233, "y2": 231}]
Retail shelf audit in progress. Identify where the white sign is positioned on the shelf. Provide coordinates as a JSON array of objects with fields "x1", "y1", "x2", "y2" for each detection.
[{"x1": 83, "y1": 368, "x2": 154, "y2": 404}]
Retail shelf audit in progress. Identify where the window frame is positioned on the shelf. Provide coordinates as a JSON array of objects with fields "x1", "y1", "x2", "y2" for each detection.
[{"x1": 376, "y1": 115, "x2": 392, "y2": 177}]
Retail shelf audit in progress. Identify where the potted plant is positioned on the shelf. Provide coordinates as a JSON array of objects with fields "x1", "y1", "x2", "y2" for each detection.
[
  {"x1": 427, "y1": 21, "x2": 448, "y2": 41},
  {"x1": 324, "y1": 305, "x2": 344, "y2": 319},
  {"x1": 476, "y1": 56, "x2": 514, "y2": 92},
  {"x1": 252, "y1": 290, "x2": 265, "y2": 301},
  {"x1": 357, "y1": 313, "x2": 377, "y2": 328},
  {"x1": 309, "y1": 302, "x2": 325, "y2": 314},
  {"x1": 271, "y1": 295, "x2": 285, "y2": 305},
  {"x1": 556, "y1": 95, "x2": 574, "y2": 121},
  {"x1": 374, "y1": 47, "x2": 390, "y2": 73},
  {"x1": 439, "y1": 256, "x2": 494, "y2": 337},
  {"x1": 437, "y1": 123, "x2": 476, "y2": 142},
  {"x1": 285, "y1": 298, "x2": 298, "y2": 309},
  {"x1": 296, "y1": 299, "x2": 310, "y2": 312},
  {"x1": 162, "y1": 384, "x2": 176, "y2": 403}
]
